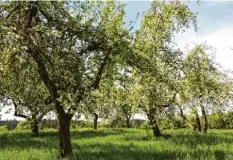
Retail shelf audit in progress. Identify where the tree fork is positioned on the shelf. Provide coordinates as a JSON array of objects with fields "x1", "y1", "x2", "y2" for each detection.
[{"x1": 126, "y1": 116, "x2": 131, "y2": 128}]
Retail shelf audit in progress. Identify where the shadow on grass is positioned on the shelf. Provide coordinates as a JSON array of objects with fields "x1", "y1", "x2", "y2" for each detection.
[
  {"x1": 214, "y1": 150, "x2": 226, "y2": 160},
  {"x1": 72, "y1": 141, "x2": 228, "y2": 160},
  {"x1": 0, "y1": 131, "x2": 58, "y2": 149},
  {"x1": 0, "y1": 129, "x2": 136, "y2": 150},
  {"x1": 121, "y1": 130, "x2": 233, "y2": 147},
  {"x1": 168, "y1": 131, "x2": 233, "y2": 147},
  {"x1": 72, "y1": 143, "x2": 180, "y2": 160},
  {"x1": 71, "y1": 128, "x2": 138, "y2": 140},
  {"x1": 0, "y1": 129, "x2": 232, "y2": 160}
]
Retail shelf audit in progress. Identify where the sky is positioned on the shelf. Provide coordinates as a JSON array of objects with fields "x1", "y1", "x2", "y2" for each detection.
[
  {"x1": 175, "y1": 1, "x2": 233, "y2": 72},
  {"x1": 125, "y1": 1, "x2": 233, "y2": 71},
  {"x1": 1, "y1": 1, "x2": 233, "y2": 120}
]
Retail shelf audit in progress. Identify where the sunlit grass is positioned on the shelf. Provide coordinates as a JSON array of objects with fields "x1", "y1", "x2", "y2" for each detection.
[{"x1": 0, "y1": 128, "x2": 233, "y2": 160}]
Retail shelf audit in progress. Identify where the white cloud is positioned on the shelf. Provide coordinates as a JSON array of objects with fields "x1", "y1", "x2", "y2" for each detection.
[{"x1": 175, "y1": 26, "x2": 233, "y2": 71}]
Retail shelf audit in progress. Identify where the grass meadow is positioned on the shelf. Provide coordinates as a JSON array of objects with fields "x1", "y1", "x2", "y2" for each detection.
[{"x1": 0, "y1": 128, "x2": 233, "y2": 160}]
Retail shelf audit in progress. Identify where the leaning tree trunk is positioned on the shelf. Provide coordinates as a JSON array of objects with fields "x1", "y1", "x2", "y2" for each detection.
[
  {"x1": 58, "y1": 111, "x2": 73, "y2": 158},
  {"x1": 179, "y1": 106, "x2": 186, "y2": 120},
  {"x1": 147, "y1": 108, "x2": 161, "y2": 137},
  {"x1": 93, "y1": 113, "x2": 98, "y2": 130},
  {"x1": 21, "y1": 3, "x2": 74, "y2": 158},
  {"x1": 126, "y1": 117, "x2": 131, "y2": 128},
  {"x1": 195, "y1": 111, "x2": 202, "y2": 132},
  {"x1": 30, "y1": 45, "x2": 73, "y2": 157},
  {"x1": 201, "y1": 105, "x2": 208, "y2": 134},
  {"x1": 31, "y1": 119, "x2": 39, "y2": 137}
]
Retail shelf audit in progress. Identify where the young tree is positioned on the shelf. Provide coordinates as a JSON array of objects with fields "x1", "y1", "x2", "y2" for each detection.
[
  {"x1": 132, "y1": 0, "x2": 197, "y2": 137},
  {"x1": 183, "y1": 44, "x2": 232, "y2": 134},
  {"x1": 113, "y1": 69, "x2": 139, "y2": 128},
  {"x1": 81, "y1": 87, "x2": 113, "y2": 130},
  {"x1": 138, "y1": 75, "x2": 177, "y2": 137}
]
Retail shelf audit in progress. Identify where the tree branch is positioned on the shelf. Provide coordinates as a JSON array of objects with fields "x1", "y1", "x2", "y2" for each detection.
[
  {"x1": 13, "y1": 101, "x2": 28, "y2": 119},
  {"x1": 37, "y1": 111, "x2": 47, "y2": 121},
  {"x1": 90, "y1": 49, "x2": 111, "y2": 89}
]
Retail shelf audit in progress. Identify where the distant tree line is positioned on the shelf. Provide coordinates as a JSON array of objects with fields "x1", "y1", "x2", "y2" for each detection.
[{"x1": 1, "y1": 110, "x2": 233, "y2": 131}]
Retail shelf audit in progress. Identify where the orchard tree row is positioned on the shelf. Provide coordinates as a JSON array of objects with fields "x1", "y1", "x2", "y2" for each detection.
[{"x1": 0, "y1": 0, "x2": 232, "y2": 158}]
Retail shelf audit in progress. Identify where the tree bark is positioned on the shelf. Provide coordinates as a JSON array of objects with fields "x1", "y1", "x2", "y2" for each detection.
[
  {"x1": 201, "y1": 105, "x2": 208, "y2": 134},
  {"x1": 147, "y1": 108, "x2": 161, "y2": 137},
  {"x1": 58, "y1": 112, "x2": 72, "y2": 158},
  {"x1": 31, "y1": 119, "x2": 39, "y2": 137},
  {"x1": 195, "y1": 111, "x2": 202, "y2": 132},
  {"x1": 93, "y1": 113, "x2": 98, "y2": 130},
  {"x1": 126, "y1": 117, "x2": 131, "y2": 128},
  {"x1": 152, "y1": 122, "x2": 161, "y2": 137}
]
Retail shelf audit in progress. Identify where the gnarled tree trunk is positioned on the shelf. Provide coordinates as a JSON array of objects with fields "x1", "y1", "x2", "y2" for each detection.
[
  {"x1": 58, "y1": 112, "x2": 72, "y2": 158},
  {"x1": 201, "y1": 105, "x2": 208, "y2": 134},
  {"x1": 152, "y1": 122, "x2": 161, "y2": 137},
  {"x1": 93, "y1": 113, "x2": 98, "y2": 130},
  {"x1": 147, "y1": 108, "x2": 161, "y2": 137},
  {"x1": 31, "y1": 112, "x2": 46, "y2": 137},
  {"x1": 31, "y1": 119, "x2": 39, "y2": 137}
]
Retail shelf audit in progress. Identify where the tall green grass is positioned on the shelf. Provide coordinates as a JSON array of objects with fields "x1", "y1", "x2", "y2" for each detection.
[{"x1": 0, "y1": 128, "x2": 233, "y2": 160}]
